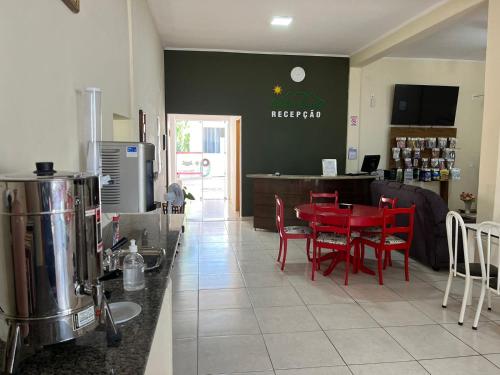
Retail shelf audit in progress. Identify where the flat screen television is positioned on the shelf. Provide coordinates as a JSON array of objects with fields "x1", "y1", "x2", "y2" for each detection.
[{"x1": 391, "y1": 84, "x2": 459, "y2": 126}]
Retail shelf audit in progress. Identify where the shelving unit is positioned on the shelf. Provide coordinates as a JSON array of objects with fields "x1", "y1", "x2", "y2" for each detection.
[{"x1": 389, "y1": 126, "x2": 458, "y2": 203}]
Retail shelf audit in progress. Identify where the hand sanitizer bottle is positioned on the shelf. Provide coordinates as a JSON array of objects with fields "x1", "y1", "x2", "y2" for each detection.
[{"x1": 123, "y1": 239, "x2": 145, "y2": 291}]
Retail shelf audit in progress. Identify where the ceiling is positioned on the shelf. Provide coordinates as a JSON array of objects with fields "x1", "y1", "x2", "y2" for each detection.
[
  {"x1": 147, "y1": 0, "x2": 446, "y2": 56},
  {"x1": 387, "y1": 3, "x2": 488, "y2": 61}
]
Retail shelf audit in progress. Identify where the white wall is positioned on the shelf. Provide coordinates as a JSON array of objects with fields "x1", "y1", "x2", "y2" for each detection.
[
  {"x1": 348, "y1": 58, "x2": 485, "y2": 209},
  {"x1": 0, "y1": 0, "x2": 165, "y2": 183},
  {"x1": 0, "y1": 0, "x2": 164, "y2": 338}
]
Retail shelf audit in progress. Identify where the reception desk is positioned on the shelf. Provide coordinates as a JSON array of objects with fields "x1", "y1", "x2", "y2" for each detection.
[{"x1": 247, "y1": 174, "x2": 376, "y2": 231}]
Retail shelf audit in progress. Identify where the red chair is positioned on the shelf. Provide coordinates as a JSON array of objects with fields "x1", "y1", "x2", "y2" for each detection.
[
  {"x1": 311, "y1": 205, "x2": 353, "y2": 284},
  {"x1": 275, "y1": 195, "x2": 312, "y2": 271},
  {"x1": 360, "y1": 205, "x2": 416, "y2": 285},
  {"x1": 359, "y1": 195, "x2": 398, "y2": 269},
  {"x1": 310, "y1": 190, "x2": 339, "y2": 205}
]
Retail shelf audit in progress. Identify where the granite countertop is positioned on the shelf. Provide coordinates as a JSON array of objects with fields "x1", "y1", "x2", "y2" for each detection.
[
  {"x1": 0, "y1": 210, "x2": 180, "y2": 375},
  {"x1": 246, "y1": 173, "x2": 376, "y2": 180}
]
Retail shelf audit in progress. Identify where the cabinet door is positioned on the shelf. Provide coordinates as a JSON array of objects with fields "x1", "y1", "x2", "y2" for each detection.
[{"x1": 145, "y1": 277, "x2": 173, "y2": 375}]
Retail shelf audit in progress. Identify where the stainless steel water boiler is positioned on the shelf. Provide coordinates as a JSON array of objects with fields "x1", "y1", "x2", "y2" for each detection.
[{"x1": 0, "y1": 163, "x2": 107, "y2": 373}]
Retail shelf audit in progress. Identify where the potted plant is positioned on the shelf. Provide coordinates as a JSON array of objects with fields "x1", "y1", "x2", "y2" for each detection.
[{"x1": 460, "y1": 192, "x2": 476, "y2": 214}]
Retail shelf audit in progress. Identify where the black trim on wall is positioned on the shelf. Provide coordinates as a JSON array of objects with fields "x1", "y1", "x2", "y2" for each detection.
[{"x1": 165, "y1": 50, "x2": 350, "y2": 216}]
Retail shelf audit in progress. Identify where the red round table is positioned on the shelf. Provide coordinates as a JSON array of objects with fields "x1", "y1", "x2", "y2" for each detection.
[{"x1": 295, "y1": 203, "x2": 385, "y2": 277}]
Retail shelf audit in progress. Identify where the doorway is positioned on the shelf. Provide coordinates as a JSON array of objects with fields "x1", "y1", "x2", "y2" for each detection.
[{"x1": 168, "y1": 114, "x2": 241, "y2": 222}]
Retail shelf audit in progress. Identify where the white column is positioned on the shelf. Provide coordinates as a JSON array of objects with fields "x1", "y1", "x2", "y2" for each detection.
[{"x1": 477, "y1": 0, "x2": 500, "y2": 222}]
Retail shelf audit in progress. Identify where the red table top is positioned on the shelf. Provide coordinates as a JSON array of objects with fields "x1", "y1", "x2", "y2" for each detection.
[{"x1": 295, "y1": 203, "x2": 384, "y2": 227}]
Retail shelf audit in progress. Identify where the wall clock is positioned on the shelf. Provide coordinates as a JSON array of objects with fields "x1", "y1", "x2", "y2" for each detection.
[
  {"x1": 62, "y1": 0, "x2": 80, "y2": 13},
  {"x1": 291, "y1": 67, "x2": 305, "y2": 83}
]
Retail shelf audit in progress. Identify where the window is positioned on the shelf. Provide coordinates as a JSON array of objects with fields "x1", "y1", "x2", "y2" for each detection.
[{"x1": 203, "y1": 128, "x2": 225, "y2": 153}]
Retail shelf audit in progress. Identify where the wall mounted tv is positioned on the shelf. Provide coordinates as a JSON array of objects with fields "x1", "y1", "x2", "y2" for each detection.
[{"x1": 391, "y1": 84, "x2": 459, "y2": 126}]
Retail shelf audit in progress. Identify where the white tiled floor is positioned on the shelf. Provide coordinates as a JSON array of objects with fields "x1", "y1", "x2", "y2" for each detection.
[{"x1": 172, "y1": 219, "x2": 500, "y2": 375}]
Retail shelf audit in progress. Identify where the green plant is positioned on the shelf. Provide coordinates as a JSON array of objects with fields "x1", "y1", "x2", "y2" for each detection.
[
  {"x1": 183, "y1": 187, "x2": 195, "y2": 201},
  {"x1": 176, "y1": 121, "x2": 191, "y2": 152}
]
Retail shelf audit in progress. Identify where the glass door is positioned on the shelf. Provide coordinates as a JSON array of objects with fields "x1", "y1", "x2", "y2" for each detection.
[{"x1": 174, "y1": 118, "x2": 229, "y2": 221}]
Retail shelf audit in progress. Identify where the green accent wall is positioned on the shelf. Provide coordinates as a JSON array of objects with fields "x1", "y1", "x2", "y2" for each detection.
[{"x1": 164, "y1": 51, "x2": 349, "y2": 216}]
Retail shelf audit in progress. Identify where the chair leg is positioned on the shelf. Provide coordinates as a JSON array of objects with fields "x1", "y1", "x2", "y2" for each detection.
[
  {"x1": 281, "y1": 239, "x2": 288, "y2": 271},
  {"x1": 277, "y1": 237, "x2": 283, "y2": 262},
  {"x1": 383, "y1": 251, "x2": 389, "y2": 270},
  {"x1": 344, "y1": 249, "x2": 350, "y2": 286},
  {"x1": 377, "y1": 248, "x2": 384, "y2": 285},
  {"x1": 353, "y1": 242, "x2": 359, "y2": 274},
  {"x1": 306, "y1": 237, "x2": 312, "y2": 262},
  {"x1": 488, "y1": 288, "x2": 492, "y2": 311},
  {"x1": 404, "y1": 249, "x2": 410, "y2": 282},
  {"x1": 473, "y1": 280, "x2": 487, "y2": 330},
  {"x1": 459, "y1": 277, "x2": 471, "y2": 325},
  {"x1": 311, "y1": 243, "x2": 317, "y2": 281},
  {"x1": 442, "y1": 272, "x2": 453, "y2": 308},
  {"x1": 388, "y1": 252, "x2": 393, "y2": 267}
]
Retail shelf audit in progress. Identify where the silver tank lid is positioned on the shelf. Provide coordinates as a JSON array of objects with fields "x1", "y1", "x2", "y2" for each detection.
[{"x1": 0, "y1": 162, "x2": 95, "y2": 182}]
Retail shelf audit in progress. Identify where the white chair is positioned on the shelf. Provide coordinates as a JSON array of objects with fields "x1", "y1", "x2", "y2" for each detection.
[
  {"x1": 473, "y1": 221, "x2": 500, "y2": 329},
  {"x1": 442, "y1": 211, "x2": 485, "y2": 325}
]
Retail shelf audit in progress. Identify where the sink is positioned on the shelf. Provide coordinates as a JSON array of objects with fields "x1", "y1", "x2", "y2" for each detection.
[{"x1": 115, "y1": 247, "x2": 166, "y2": 272}]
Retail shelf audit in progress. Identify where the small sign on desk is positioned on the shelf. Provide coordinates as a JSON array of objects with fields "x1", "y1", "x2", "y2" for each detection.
[{"x1": 322, "y1": 159, "x2": 337, "y2": 176}]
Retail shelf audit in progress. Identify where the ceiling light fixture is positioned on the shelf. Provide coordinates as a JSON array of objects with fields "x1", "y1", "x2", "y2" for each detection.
[{"x1": 271, "y1": 16, "x2": 292, "y2": 26}]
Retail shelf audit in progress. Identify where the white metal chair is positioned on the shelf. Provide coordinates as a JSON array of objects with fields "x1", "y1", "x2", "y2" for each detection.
[
  {"x1": 473, "y1": 221, "x2": 500, "y2": 329},
  {"x1": 442, "y1": 211, "x2": 485, "y2": 325}
]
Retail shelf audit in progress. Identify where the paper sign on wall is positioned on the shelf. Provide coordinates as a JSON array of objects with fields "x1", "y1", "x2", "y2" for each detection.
[{"x1": 348, "y1": 147, "x2": 358, "y2": 160}]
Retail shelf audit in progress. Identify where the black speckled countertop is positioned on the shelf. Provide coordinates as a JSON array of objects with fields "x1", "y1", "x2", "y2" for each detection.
[{"x1": 0, "y1": 210, "x2": 180, "y2": 375}]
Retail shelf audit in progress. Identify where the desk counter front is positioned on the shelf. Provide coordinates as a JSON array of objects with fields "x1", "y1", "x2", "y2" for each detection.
[{"x1": 247, "y1": 174, "x2": 376, "y2": 231}]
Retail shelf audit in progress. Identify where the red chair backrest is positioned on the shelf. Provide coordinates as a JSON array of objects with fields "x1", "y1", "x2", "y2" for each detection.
[
  {"x1": 381, "y1": 205, "x2": 416, "y2": 246},
  {"x1": 379, "y1": 195, "x2": 398, "y2": 209},
  {"x1": 311, "y1": 204, "x2": 352, "y2": 240},
  {"x1": 275, "y1": 194, "x2": 285, "y2": 235},
  {"x1": 310, "y1": 190, "x2": 339, "y2": 205}
]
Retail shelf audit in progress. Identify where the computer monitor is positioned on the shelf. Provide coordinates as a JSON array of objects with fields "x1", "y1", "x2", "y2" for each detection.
[{"x1": 361, "y1": 155, "x2": 380, "y2": 174}]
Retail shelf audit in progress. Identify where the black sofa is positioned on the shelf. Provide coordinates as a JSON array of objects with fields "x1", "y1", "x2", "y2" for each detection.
[{"x1": 370, "y1": 180, "x2": 449, "y2": 270}]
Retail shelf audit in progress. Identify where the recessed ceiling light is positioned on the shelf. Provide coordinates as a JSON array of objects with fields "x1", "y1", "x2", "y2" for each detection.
[{"x1": 271, "y1": 16, "x2": 292, "y2": 26}]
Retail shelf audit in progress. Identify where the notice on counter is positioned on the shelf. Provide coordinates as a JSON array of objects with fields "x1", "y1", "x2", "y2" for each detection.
[{"x1": 322, "y1": 159, "x2": 337, "y2": 176}]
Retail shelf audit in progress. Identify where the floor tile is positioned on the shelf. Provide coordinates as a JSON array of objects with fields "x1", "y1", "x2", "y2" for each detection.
[
  {"x1": 243, "y1": 271, "x2": 291, "y2": 287},
  {"x1": 309, "y1": 303, "x2": 378, "y2": 330},
  {"x1": 386, "y1": 324, "x2": 477, "y2": 359},
  {"x1": 361, "y1": 301, "x2": 434, "y2": 327},
  {"x1": 172, "y1": 274, "x2": 199, "y2": 291},
  {"x1": 198, "y1": 334, "x2": 272, "y2": 374},
  {"x1": 294, "y1": 282, "x2": 354, "y2": 305},
  {"x1": 409, "y1": 298, "x2": 489, "y2": 324},
  {"x1": 240, "y1": 260, "x2": 281, "y2": 273},
  {"x1": 198, "y1": 260, "x2": 240, "y2": 274},
  {"x1": 442, "y1": 322, "x2": 500, "y2": 354},
  {"x1": 173, "y1": 338, "x2": 197, "y2": 375},
  {"x1": 349, "y1": 361, "x2": 428, "y2": 375},
  {"x1": 254, "y1": 306, "x2": 321, "y2": 333},
  {"x1": 420, "y1": 355, "x2": 500, "y2": 375},
  {"x1": 342, "y1": 284, "x2": 403, "y2": 302},
  {"x1": 198, "y1": 273, "x2": 245, "y2": 289},
  {"x1": 248, "y1": 286, "x2": 304, "y2": 307},
  {"x1": 172, "y1": 261, "x2": 198, "y2": 276},
  {"x1": 173, "y1": 310, "x2": 198, "y2": 339},
  {"x1": 484, "y1": 353, "x2": 500, "y2": 368},
  {"x1": 326, "y1": 327, "x2": 412, "y2": 365},
  {"x1": 387, "y1": 282, "x2": 444, "y2": 300},
  {"x1": 236, "y1": 250, "x2": 275, "y2": 262},
  {"x1": 275, "y1": 367, "x2": 351, "y2": 374},
  {"x1": 199, "y1": 288, "x2": 251, "y2": 310},
  {"x1": 264, "y1": 331, "x2": 344, "y2": 369},
  {"x1": 198, "y1": 308, "x2": 260, "y2": 336},
  {"x1": 173, "y1": 291, "x2": 198, "y2": 311}
]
